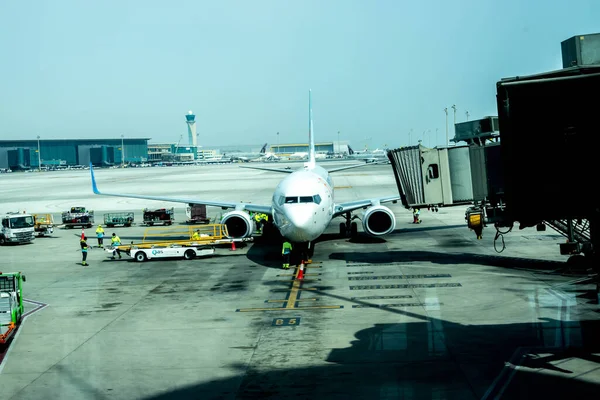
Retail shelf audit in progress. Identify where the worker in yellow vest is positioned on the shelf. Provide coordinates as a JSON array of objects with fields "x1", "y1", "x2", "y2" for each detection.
[
  {"x1": 95, "y1": 224, "x2": 105, "y2": 248},
  {"x1": 281, "y1": 241, "x2": 293, "y2": 269}
]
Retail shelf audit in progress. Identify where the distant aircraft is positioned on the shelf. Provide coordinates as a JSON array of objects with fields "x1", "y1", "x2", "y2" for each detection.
[
  {"x1": 347, "y1": 146, "x2": 390, "y2": 163},
  {"x1": 89, "y1": 91, "x2": 399, "y2": 256},
  {"x1": 225, "y1": 143, "x2": 270, "y2": 162}
]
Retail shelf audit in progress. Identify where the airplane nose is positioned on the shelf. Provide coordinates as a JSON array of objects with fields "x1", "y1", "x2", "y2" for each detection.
[{"x1": 286, "y1": 209, "x2": 313, "y2": 229}]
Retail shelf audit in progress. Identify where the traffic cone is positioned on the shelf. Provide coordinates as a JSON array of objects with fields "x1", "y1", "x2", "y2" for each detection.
[
  {"x1": 231, "y1": 240, "x2": 236, "y2": 251},
  {"x1": 297, "y1": 261, "x2": 305, "y2": 280},
  {"x1": 81, "y1": 228, "x2": 85, "y2": 240}
]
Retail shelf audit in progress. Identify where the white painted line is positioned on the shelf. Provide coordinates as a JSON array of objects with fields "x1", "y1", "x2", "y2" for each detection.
[{"x1": 0, "y1": 299, "x2": 49, "y2": 375}]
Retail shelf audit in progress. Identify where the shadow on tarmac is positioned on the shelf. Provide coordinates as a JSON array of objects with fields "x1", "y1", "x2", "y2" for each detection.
[
  {"x1": 138, "y1": 288, "x2": 600, "y2": 400},
  {"x1": 328, "y1": 250, "x2": 566, "y2": 271}
]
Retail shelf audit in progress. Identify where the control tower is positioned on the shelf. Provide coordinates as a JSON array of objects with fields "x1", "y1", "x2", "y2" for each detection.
[{"x1": 185, "y1": 110, "x2": 197, "y2": 147}]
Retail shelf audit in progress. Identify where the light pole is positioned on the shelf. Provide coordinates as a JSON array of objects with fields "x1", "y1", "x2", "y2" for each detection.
[
  {"x1": 36, "y1": 135, "x2": 41, "y2": 171},
  {"x1": 451, "y1": 105, "x2": 457, "y2": 145},
  {"x1": 337, "y1": 131, "x2": 340, "y2": 154},
  {"x1": 435, "y1": 128, "x2": 439, "y2": 147},
  {"x1": 444, "y1": 108, "x2": 448, "y2": 146},
  {"x1": 465, "y1": 111, "x2": 470, "y2": 121},
  {"x1": 121, "y1": 134, "x2": 124, "y2": 167},
  {"x1": 276, "y1": 132, "x2": 279, "y2": 154}
]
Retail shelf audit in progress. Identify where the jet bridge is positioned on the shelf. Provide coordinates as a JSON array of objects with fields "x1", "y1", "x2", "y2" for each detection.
[
  {"x1": 387, "y1": 144, "x2": 475, "y2": 212},
  {"x1": 462, "y1": 63, "x2": 600, "y2": 298}
]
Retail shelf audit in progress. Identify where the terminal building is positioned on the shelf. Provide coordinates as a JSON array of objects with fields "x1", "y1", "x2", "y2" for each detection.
[
  {"x1": 270, "y1": 142, "x2": 348, "y2": 156},
  {"x1": 0, "y1": 138, "x2": 149, "y2": 170}
]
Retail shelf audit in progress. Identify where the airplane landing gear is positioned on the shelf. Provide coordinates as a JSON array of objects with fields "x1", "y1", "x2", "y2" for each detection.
[{"x1": 339, "y1": 212, "x2": 358, "y2": 238}]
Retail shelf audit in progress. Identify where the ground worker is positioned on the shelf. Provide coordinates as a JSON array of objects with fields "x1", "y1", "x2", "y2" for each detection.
[
  {"x1": 80, "y1": 236, "x2": 89, "y2": 266},
  {"x1": 95, "y1": 224, "x2": 105, "y2": 248},
  {"x1": 254, "y1": 212, "x2": 263, "y2": 234},
  {"x1": 192, "y1": 229, "x2": 200, "y2": 240},
  {"x1": 413, "y1": 208, "x2": 421, "y2": 224},
  {"x1": 111, "y1": 233, "x2": 122, "y2": 259},
  {"x1": 281, "y1": 240, "x2": 293, "y2": 269}
]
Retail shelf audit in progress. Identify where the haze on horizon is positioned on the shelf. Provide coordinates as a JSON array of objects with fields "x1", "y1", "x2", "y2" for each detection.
[{"x1": 1, "y1": 1, "x2": 598, "y2": 149}]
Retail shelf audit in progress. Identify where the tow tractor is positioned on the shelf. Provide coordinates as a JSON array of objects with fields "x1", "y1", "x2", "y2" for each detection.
[
  {"x1": 0, "y1": 272, "x2": 26, "y2": 345},
  {"x1": 106, "y1": 223, "x2": 252, "y2": 262},
  {"x1": 33, "y1": 213, "x2": 55, "y2": 237}
]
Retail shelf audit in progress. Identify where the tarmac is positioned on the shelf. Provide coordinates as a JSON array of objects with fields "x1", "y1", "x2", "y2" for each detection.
[{"x1": 0, "y1": 161, "x2": 599, "y2": 399}]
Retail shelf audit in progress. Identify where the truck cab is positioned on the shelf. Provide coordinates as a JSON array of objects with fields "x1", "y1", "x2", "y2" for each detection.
[{"x1": 0, "y1": 213, "x2": 35, "y2": 244}]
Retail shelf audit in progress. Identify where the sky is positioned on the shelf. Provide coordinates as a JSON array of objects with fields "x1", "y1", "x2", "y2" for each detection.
[{"x1": 1, "y1": 1, "x2": 599, "y2": 149}]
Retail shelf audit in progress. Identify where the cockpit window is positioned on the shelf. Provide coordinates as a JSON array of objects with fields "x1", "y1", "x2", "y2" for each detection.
[
  {"x1": 278, "y1": 196, "x2": 285, "y2": 205},
  {"x1": 313, "y1": 194, "x2": 321, "y2": 205},
  {"x1": 299, "y1": 196, "x2": 313, "y2": 203},
  {"x1": 285, "y1": 197, "x2": 298, "y2": 204}
]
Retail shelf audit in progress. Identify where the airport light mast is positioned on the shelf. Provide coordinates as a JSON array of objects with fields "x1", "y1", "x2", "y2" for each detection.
[
  {"x1": 121, "y1": 134, "x2": 125, "y2": 167},
  {"x1": 444, "y1": 108, "x2": 448, "y2": 146},
  {"x1": 451, "y1": 105, "x2": 457, "y2": 145},
  {"x1": 36, "y1": 135, "x2": 41, "y2": 171}
]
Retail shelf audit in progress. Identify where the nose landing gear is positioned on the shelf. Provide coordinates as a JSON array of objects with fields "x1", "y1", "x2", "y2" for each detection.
[{"x1": 339, "y1": 212, "x2": 358, "y2": 238}]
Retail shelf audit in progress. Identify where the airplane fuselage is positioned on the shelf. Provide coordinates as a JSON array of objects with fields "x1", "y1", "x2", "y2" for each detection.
[{"x1": 271, "y1": 164, "x2": 334, "y2": 242}]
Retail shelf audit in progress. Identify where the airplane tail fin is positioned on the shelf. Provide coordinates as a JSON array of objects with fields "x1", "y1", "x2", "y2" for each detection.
[{"x1": 307, "y1": 90, "x2": 316, "y2": 168}]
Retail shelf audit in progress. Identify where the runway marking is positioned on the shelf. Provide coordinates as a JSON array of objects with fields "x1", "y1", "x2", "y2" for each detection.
[
  {"x1": 334, "y1": 186, "x2": 352, "y2": 189},
  {"x1": 265, "y1": 298, "x2": 318, "y2": 303},
  {"x1": 348, "y1": 273, "x2": 452, "y2": 281},
  {"x1": 286, "y1": 274, "x2": 303, "y2": 309},
  {"x1": 347, "y1": 271, "x2": 374, "y2": 275},
  {"x1": 236, "y1": 261, "x2": 343, "y2": 312},
  {"x1": 0, "y1": 299, "x2": 48, "y2": 373},
  {"x1": 346, "y1": 263, "x2": 405, "y2": 267},
  {"x1": 350, "y1": 283, "x2": 462, "y2": 290},
  {"x1": 352, "y1": 302, "x2": 443, "y2": 309},
  {"x1": 350, "y1": 295, "x2": 413, "y2": 300},
  {"x1": 272, "y1": 317, "x2": 301, "y2": 326},
  {"x1": 237, "y1": 305, "x2": 343, "y2": 312}
]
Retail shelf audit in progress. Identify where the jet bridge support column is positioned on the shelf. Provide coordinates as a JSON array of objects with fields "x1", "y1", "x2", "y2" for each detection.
[{"x1": 590, "y1": 211, "x2": 600, "y2": 302}]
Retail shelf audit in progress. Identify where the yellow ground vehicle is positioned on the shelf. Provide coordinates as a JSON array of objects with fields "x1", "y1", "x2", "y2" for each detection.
[
  {"x1": 106, "y1": 224, "x2": 252, "y2": 262},
  {"x1": 33, "y1": 214, "x2": 55, "y2": 237}
]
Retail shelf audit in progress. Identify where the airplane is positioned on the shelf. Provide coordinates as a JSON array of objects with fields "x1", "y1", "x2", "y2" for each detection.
[
  {"x1": 89, "y1": 91, "x2": 400, "y2": 257},
  {"x1": 224, "y1": 143, "x2": 269, "y2": 162},
  {"x1": 347, "y1": 145, "x2": 390, "y2": 163}
]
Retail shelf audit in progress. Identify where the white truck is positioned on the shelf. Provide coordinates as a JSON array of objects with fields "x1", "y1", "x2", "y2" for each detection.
[{"x1": 0, "y1": 212, "x2": 35, "y2": 245}]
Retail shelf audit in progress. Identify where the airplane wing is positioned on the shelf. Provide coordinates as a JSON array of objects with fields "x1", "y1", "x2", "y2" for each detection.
[
  {"x1": 238, "y1": 165, "x2": 294, "y2": 174},
  {"x1": 89, "y1": 164, "x2": 272, "y2": 214},
  {"x1": 240, "y1": 163, "x2": 381, "y2": 174},
  {"x1": 332, "y1": 195, "x2": 400, "y2": 218},
  {"x1": 327, "y1": 163, "x2": 381, "y2": 173}
]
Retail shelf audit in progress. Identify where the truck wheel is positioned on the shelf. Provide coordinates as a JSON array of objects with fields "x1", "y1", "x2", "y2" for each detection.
[
  {"x1": 0, "y1": 236, "x2": 5, "y2": 245},
  {"x1": 184, "y1": 249, "x2": 196, "y2": 260},
  {"x1": 135, "y1": 252, "x2": 147, "y2": 262}
]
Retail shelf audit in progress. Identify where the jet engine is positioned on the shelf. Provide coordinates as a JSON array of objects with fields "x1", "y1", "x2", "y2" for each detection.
[
  {"x1": 362, "y1": 205, "x2": 395, "y2": 236},
  {"x1": 220, "y1": 211, "x2": 256, "y2": 238}
]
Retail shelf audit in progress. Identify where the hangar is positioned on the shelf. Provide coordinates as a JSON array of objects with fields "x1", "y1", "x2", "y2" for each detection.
[{"x1": 0, "y1": 138, "x2": 149, "y2": 170}]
